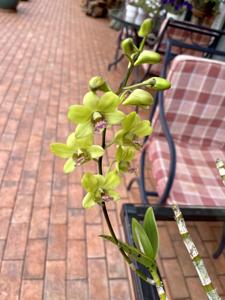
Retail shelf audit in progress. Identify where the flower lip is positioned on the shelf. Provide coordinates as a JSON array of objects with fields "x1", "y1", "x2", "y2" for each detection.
[
  {"x1": 94, "y1": 119, "x2": 107, "y2": 133},
  {"x1": 101, "y1": 192, "x2": 113, "y2": 202},
  {"x1": 72, "y1": 152, "x2": 87, "y2": 166}
]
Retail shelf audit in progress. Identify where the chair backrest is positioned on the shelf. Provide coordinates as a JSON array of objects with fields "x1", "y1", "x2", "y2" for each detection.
[
  {"x1": 152, "y1": 55, "x2": 225, "y2": 149},
  {"x1": 153, "y1": 18, "x2": 222, "y2": 56}
]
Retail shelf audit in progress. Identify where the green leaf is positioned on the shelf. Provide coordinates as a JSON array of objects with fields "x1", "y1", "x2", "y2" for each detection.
[
  {"x1": 68, "y1": 105, "x2": 92, "y2": 123},
  {"x1": 133, "y1": 120, "x2": 152, "y2": 137},
  {"x1": 82, "y1": 173, "x2": 98, "y2": 192},
  {"x1": 134, "y1": 50, "x2": 161, "y2": 66},
  {"x1": 143, "y1": 208, "x2": 159, "y2": 259},
  {"x1": 82, "y1": 192, "x2": 96, "y2": 208},
  {"x1": 98, "y1": 92, "x2": 120, "y2": 113},
  {"x1": 100, "y1": 235, "x2": 154, "y2": 268},
  {"x1": 50, "y1": 143, "x2": 75, "y2": 158},
  {"x1": 75, "y1": 122, "x2": 93, "y2": 138},
  {"x1": 63, "y1": 158, "x2": 75, "y2": 174},
  {"x1": 132, "y1": 218, "x2": 154, "y2": 258},
  {"x1": 104, "y1": 110, "x2": 124, "y2": 125},
  {"x1": 83, "y1": 91, "x2": 99, "y2": 110},
  {"x1": 88, "y1": 145, "x2": 104, "y2": 158},
  {"x1": 103, "y1": 171, "x2": 121, "y2": 190},
  {"x1": 123, "y1": 89, "x2": 153, "y2": 107}
]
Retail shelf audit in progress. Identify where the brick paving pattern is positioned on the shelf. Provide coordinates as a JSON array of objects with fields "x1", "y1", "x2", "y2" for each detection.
[{"x1": 0, "y1": 0, "x2": 224, "y2": 299}]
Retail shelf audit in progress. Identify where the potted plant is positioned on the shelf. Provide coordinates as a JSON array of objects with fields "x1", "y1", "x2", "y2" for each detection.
[
  {"x1": 129, "y1": 0, "x2": 162, "y2": 24},
  {"x1": 161, "y1": 0, "x2": 192, "y2": 20},
  {"x1": 50, "y1": 19, "x2": 222, "y2": 300},
  {"x1": 191, "y1": 0, "x2": 220, "y2": 25},
  {"x1": 0, "y1": 0, "x2": 20, "y2": 10}
]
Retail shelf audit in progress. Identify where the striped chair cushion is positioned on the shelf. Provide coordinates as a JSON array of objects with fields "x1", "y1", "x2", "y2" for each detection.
[
  {"x1": 147, "y1": 55, "x2": 225, "y2": 207},
  {"x1": 148, "y1": 137, "x2": 225, "y2": 206},
  {"x1": 153, "y1": 55, "x2": 225, "y2": 148}
]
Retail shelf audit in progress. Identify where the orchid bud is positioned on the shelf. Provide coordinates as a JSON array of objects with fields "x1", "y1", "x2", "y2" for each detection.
[
  {"x1": 138, "y1": 19, "x2": 153, "y2": 38},
  {"x1": 134, "y1": 50, "x2": 161, "y2": 66},
  {"x1": 143, "y1": 77, "x2": 171, "y2": 90},
  {"x1": 121, "y1": 38, "x2": 138, "y2": 57},
  {"x1": 89, "y1": 76, "x2": 110, "y2": 92},
  {"x1": 123, "y1": 89, "x2": 153, "y2": 107}
]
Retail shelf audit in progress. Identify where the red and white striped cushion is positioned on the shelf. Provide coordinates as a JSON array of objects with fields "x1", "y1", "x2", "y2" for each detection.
[
  {"x1": 153, "y1": 56, "x2": 225, "y2": 148},
  {"x1": 148, "y1": 137, "x2": 225, "y2": 206},
  {"x1": 147, "y1": 55, "x2": 225, "y2": 207}
]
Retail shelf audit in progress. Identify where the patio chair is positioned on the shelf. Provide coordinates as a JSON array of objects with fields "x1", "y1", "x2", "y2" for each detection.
[
  {"x1": 142, "y1": 17, "x2": 225, "y2": 78},
  {"x1": 128, "y1": 40, "x2": 225, "y2": 258}
]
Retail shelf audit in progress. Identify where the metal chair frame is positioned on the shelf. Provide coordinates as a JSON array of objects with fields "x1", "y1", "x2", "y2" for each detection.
[
  {"x1": 128, "y1": 39, "x2": 225, "y2": 257},
  {"x1": 142, "y1": 18, "x2": 225, "y2": 80}
]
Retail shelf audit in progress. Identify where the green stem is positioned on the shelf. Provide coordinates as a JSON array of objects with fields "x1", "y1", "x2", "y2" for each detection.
[
  {"x1": 98, "y1": 128, "x2": 106, "y2": 175},
  {"x1": 98, "y1": 129, "x2": 156, "y2": 286},
  {"x1": 98, "y1": 33, "x2": 161, "y2": 289},
  {"x1": 117, "y1": 63, "x2": 134, "y2": 95},
  {"x1": 172, "y1": 203, "x2": 221, "y2": 300},
  {"x1": 150, "y1": 267, "x2": 167, "y2": 300},
  {"x1": 117, "y1": 36, "x2": 147, "y2": 95}
]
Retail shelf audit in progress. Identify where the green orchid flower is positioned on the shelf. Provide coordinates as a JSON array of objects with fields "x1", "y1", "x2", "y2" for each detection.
[
  {"x1": 50, "y1": 133, "x2": 104, "y2": 174},
  {"x1": 115, "y1": 112, "x2": 152, "y2": 149},
  {"x1": 68, "y1": 91, "x2": 124, "y2": 138},
  {"x1": 115, "y1": 146, "x2": 136, "y2": 173},
  {"x1": 82, "y1": 171, "x2": 121, "y2": 208}
]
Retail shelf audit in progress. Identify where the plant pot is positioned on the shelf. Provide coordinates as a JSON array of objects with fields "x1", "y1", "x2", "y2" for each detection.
[
  {"x1": 135, "y1": 7, "x2": 146, "y2": 25},
  {"x1": 191, "y1": 8, "x2": 214, "y2": 26},
  {"x1": 125, "y1": 4, "x2": 138, "y2": 23},
  {"x1": 0, "y1": 0, "x2": 20, "y2": 10},
  {"x1": 167, "y1": 11, "x2": 185, "y2": 21}
]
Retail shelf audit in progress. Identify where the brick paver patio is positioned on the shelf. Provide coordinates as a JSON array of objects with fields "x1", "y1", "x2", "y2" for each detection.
[{"x1": 0, "y1": 0, "x2": 224, "y2": 299}]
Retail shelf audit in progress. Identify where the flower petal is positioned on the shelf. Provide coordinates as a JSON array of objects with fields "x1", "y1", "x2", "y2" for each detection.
[
  {"x1": 82, "y1": 193, "x2": 96, "y2": 209},
  {"x1": 50, "y1": 143, "x2": 75, "y2": 158},
  {"x1": 98, "y1": 92, "x2": 120, "y2": 113},
  {"x1": 133, "y1": 120, "x2": 152, "y2": 137},
  {"x1": 83, "y1": 91, "x2": 99, "y2": 110},
  {"x1": 108, "y1": 190, "x2": 120, "y2": 201},
  {"x1": 63, "y1": 158, "x2": 75, "y2": 174},
  {"x1": 82, "y1": 172, "x2": 98, "y2": 192},
  {"x1": 104, "y1": 110, "x2": 124, "y2": 125},
  {"x1": 103, "y1": 171, "x2": 121, "y2": 190},
  {"x1": 66, "y1": 133, "x2": 76, "y2": 147},
  {"x1": 121, "y1": 112, "x2": 137, "y2": 131},
  {"x1": 75, "y1": 122, "x2": 93, "y2": 138},
  {"x1": 88, "y1": 145, "x2": 104, "y2": 159},
  {"x1": 68, "y1": 105, "x2": 92, "y2": 124}
]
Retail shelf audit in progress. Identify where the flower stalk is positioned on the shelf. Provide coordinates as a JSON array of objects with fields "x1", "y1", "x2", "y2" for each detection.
[
  {"x1": 49, "y1": 17, "x2": 221, "y2": 300},
  {"x1": 172, "y1": 203, "x2": 221, "y2": 300}
]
